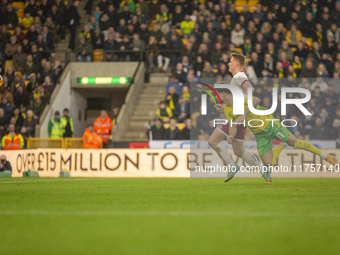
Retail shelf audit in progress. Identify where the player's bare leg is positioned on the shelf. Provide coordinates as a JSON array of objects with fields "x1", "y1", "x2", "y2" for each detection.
[
  {"x1": 208, "y1": 129, "x2": 239, "y2": 182},
  {"x1": 286, "y1": 134, "x2": 338, "y2": 165},
  {"x1": 232, "y1": 139, "x2": 266, "y2": 179}
]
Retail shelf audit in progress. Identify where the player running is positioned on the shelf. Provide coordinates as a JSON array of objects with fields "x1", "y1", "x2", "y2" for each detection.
[
  {"x1": 215, "y1": 87, "x2": 339, "y2": 184},
  {"x1": 207, "y1": 53, "x2": 270, "y2": 184}
]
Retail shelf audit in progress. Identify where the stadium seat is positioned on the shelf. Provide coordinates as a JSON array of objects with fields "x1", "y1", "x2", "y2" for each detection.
[
  {"x1": 235, "y1": 48, "x2": 243, "y2": 54},
  {"x1": 12, "y1": 2, "x2": 24, "y2": 10},
  {"x1": 22, "y1": 29, "x2": 28, "y2": 35},
  {"x1": 249, "y1": 0, "x2": 259, "y2": 6},
  {"x1": 191, "y1": 112, "x2": 200, "y2": 127},
  {"x1": 8, "y1": 30, "x2": 15, "y2": 35},
  {"x1": 181, "y1": 38, "x2": 189, "y2": 46},
  {"x1": 235, "y1": 0, "x2": 247, "y2": 7},
  {"x1": 163, "y1": 123, "x2": 186, "y2": 131},
  {"x1": 4, "y1": 60, "x2": 14, "y2": 73},
  {"x1": 93, "y1": 49, "x2": 104, "y2": 62},
  {"x1": 306, "y1": 37, "x2": 313, "y2": 49}
]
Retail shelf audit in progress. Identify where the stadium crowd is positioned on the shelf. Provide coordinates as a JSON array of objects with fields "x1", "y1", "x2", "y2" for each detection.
[
  {"x1": 0, "y1": 0, "x2": 68, "y2": 148},
  {"x1": 1, "y1": 0, "x2": 340, "y2": 146}
]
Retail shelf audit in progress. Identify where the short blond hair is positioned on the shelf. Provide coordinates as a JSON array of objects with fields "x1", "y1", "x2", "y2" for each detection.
[{"x1": 231, "y1": 53, "x2": 246, "y2": 67}]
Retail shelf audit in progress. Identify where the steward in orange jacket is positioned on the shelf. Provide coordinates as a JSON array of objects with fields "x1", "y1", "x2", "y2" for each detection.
[
  {"x1": 94, "y1": 110, "x2": 112, "y2": 146},
  {"x1": 83, "y1": 125, "x2": 102, "y2": 148},
  {"x1": 2, "y1": 124, "x2": 24, "y2": 150}
]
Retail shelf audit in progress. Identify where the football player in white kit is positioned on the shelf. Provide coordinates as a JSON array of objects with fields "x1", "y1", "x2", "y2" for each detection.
[{"x1": 208, "y1": 53, "x2": 271, "y2": 183}]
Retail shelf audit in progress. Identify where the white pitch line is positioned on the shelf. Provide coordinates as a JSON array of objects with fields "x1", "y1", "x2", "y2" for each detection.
[
  {"x1": 0, "y1": 178, "x2": 100, "y2": 184},
  {"x1": 0, "y1": 210, "x2": 339, "y2": 217}
]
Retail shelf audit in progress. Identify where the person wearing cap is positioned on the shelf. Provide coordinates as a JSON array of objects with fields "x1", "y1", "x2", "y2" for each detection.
[
  {"x1": 2, "y1": 124, "x2": 24, "y2": 150},
  {"x1": 48, "y1": 111, "x2": 64, "y2": 138},
  {"x1": 146, "y1": 117, "x2": 165, "y2": 140},
  {"x1": 61, "y1": 108, "x2": 74, "y2": 138},
  {"x1": 0, "y1": 155, "x2": 12, "y2": 172}
]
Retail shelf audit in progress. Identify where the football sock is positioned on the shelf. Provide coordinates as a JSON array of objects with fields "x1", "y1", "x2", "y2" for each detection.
[
  {"x1": 241, "y1": 151, "x2": 262, "y2": 173},
  {"x1": 294, "y1": 140, "x2": 326, "y2": 159},
  {"x1": 272, "y1": 142, "x2": 288, "y2": 165},
  {"x1": 214, "y1": 143, "x2": 236, "y2": 167}
]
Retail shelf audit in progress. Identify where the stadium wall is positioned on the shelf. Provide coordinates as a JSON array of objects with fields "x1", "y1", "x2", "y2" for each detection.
[{"x1": 3, "y1": 149, "x2": 340, "y2": 178}]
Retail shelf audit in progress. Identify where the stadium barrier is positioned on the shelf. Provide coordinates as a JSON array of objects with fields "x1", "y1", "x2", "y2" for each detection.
[
  {"x1": 2, "y1": 148, "x2": 340, "y2": 178},
  {"x1": 27, "y1": 138, "x2": 84, "y2": 149}
]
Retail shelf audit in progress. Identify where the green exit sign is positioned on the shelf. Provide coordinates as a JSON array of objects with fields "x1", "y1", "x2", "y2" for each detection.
[{"x1": 77, "y1": 77, "x2": 132, "y2": 85}]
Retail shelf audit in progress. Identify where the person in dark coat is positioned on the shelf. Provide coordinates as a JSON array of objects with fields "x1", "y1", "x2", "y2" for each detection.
[
  {"x1": 164, "y1": 118, "x2": 180, "y2": 140},
  {"x1": 146, "y1": 117, "x2": 165, "y2": 140},
  {"x1": 65, "y1": 1, "x2": 81, "y2": 51},
  {"x1": 0, "y1": 155, "x2": 12, "y2": 172}
]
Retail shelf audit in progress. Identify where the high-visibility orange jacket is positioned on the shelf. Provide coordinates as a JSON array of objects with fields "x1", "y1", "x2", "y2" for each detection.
[
  {"x1": 2, "y1": 133, "x2": 24, "y2": 150},
  {"x1": 83, "y1": 128, "x2": 102, "y2": 148},
  {"x1": 93, "y1": 115, "x2": 112, "y2": 143}
]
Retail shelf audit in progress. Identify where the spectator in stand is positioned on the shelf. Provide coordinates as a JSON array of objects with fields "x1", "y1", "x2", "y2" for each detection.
[
  {"x1": 157, "y1": 36, "x2": 170, "y2": 72},
  {"x1": 0, "y1": 108, "x2": 8, "y2": 138},
  {"x1": 61, "y1": 108, "x2": 74, "y2": 138},
  {"x1": 310, "y1": 116, "x2": 329, "y2": 140},
  {"x1": 83, "y1": 124, "x2": 102, "y2": 148},
  {"x1": 22, "y1": 11, "x2": 34, "y2": 30},
  {"x1": 48, "y1": 111, "x2": 64, "y2": 138},
  {"x1": 1, "y1": 96, "x2": 13, "y2": 120},
  {"x1": 231, "y1": 23, "x2": 245, "y2": 47},
  {"x1": 0, "y1": 79, "x2": 13, "y2": 103},
  {"x1": 25, "y1": 0, "x2": 38, "y2": 17},
  {"x1": 12, "y1": 46, "x2": 27, "y2": 72},
  {"x1": 201, "y1": 61, "x2": 215, "y2": 78},
  {"x1": 103, "y1": 32, "x2": 117, "y2": 62},
  {"x1": 12, "y1": 107, "x2": 24, "y2": 128},
  {"x1": 28, "y1": 96, "x2": 44, "y2": 116},
  {"x1": 180, "y1": 14, "x2": 194, "y2": 38},
  {"x1": 77, "y1": 37, "x2": 93, "y2": 62},
  {"x1": 14, "y1": 86, "x2": 30, "y2": 109},
  {"x1": 65, "y1": 0, "x2": 81, "y2": 51},
  {"x1": 301, "y1": 59, "x2": 317, "y2": 78},
  {"x1": 179, "y1": 118, "x2": 191, "y2": 140},
  {"x1": 173, "y1": 62, "x2": 186, "y2": 84},
  {"x1": 164, "y1": 118, "x2": 180, "y2": 140},
  {"x1": 173, "y1": 95, "x2": 190, "y2": 123},
  {"x1": 328, "y1": 119, "x2": 340, "y2": 141},
  {"x1": 23, "y1": 110, "x2": 38, "y2": 137},
  {"x1": 4, "y1": 3, "x2": 18, "y2": 30},
  {"x1": 94, "y1": 110, "x2": 112, "y2": 148},
  {"x1": 0, "y1": 155, "x2": 12, "y2": 172},
  {"x1": 146, "y1": 117, "x2": 165, "y2": 140},
  {"x1": 2, "y1": 123, "x2": 24, "y2": 150},
  {"x1": 166, "y1": 86, "x2": 179, "y2": 112},
  {"x1": 25, "y1": 25, "x2": 39, "y2": 44},
  {"x1": 169, "y1": 33, "x2": 183, "y2": 67},
  {"x1": 172, "y1": 5, "x2": 184, "y2": 28},
  {"x1": 165, "y1": 73, "x2": 181, "y2": 96},
  {"x1": 131, "y1": 33, "x2": 145, "y2": 61},
  {"x1": 146, "y1": 35, "x2": 158, "y2": 71},
  {"x1": 26, "y1": 73, "x2": 39, "y2": 94},
  {"x1": 156, "y1": 100, "x2": 172, "y2": 123},
  {"x1": 286, "y1": 23, "x2": 302, "y2": 48},
  {"x1": 5, "y1": 35, "x2": 18, "y2": 61}
]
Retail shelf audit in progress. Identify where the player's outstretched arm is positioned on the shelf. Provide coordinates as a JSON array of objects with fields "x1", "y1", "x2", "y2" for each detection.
[{"x1": 214, "y1": 104, "x2": 225, "y2": 111}]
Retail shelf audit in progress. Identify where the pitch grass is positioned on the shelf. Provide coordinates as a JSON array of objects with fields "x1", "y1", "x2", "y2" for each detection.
[{"x1": 1, "y1": 178, "x2": 340, "y2": 255}]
